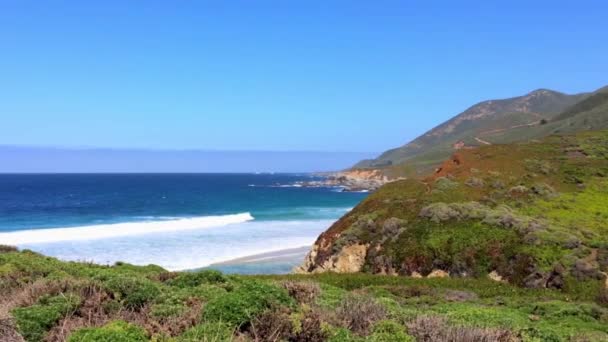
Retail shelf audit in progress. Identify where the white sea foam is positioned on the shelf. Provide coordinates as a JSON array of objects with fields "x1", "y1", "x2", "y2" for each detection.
[
  {"x1": 0, "y1": 213, "x2": 254, "y2": 245},
  {"x1": 16, "y1": 218, "x2": 334, "y2": 271}
]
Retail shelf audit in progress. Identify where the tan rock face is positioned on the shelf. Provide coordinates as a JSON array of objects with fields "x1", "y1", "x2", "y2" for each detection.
[
  {"x1": 427, "y1": 269, "x2": 449, "y2": 278},
  {"x1": 293, "y1": 244, "x2": 320, "y2": 274},
  {"x1": 331, "y1": 244, "x2": 368, "y2": 273},
  {"x1": 339, "y1": 169, "x2": 387, "y2": 182},
  {"x1": 294, "y1": 243, "x2": 368, "y2": 274},
  {"x1": 488, "y1": 270, "x2": 507, "y2": 283}
]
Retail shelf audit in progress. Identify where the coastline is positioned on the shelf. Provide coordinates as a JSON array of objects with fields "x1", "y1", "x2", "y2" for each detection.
[
  {"x1": 204, "y1": 246, "x2": 310, "y2": 274},
  {"x1": 307, "y1": 169, "x2": 391, "y2": 192}
]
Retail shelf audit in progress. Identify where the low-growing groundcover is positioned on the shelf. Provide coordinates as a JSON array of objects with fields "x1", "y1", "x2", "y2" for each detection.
[
  {"x1": 68, "y1": 321, "x2": 148, "y2": 342},
  {"x1": 1, "y1": 249, "x2": 608, "y2": 341}
]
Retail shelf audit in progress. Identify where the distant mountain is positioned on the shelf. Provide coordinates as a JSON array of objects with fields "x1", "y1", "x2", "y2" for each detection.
[
  {"x1": 355, "y1": 86, "x2": 608, "y2": 174},
  {"x1": 553, "y1": 86, "x2": 608, "y2": 122}
]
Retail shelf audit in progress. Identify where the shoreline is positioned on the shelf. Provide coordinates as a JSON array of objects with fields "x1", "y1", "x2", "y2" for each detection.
[{"x1": 204, "y1": 246, "x2": 310, "y2": 274}]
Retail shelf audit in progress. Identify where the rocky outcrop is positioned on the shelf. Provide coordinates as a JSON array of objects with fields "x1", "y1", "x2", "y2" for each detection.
[
  {"x1": 427, "y1": 269, "x2": 449, "y2": 278},
  {"x1": 307, "y1": 169, "x2": 394, "y2": 192},
  {"x1": 295, "y1": 243, "x2": 368, "y2": 274},
  {"x1": 488, "y1": 270, "x2": 506, "y2": 283}
]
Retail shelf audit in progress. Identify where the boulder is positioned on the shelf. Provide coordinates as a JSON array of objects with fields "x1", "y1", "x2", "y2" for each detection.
[
  {"x1": 546, "y1": 264, "x2": 565, "y2": 289},
  {"x1": 488, "y1": 270, "x2": 506, "y2": 283},
  {"x1": 427, "y1": 269, "x2": 449, "y2": 278},
  {"x1": 523, "y1": 271, "x2": 547, "y2": 288},
  {"x1": 571, "y1": 259, "x2": 605, "y2": 281}
]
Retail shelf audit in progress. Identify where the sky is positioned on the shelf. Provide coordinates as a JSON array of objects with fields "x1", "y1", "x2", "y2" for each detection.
[{"x1": 0, "y1": 0, "x2": 607, "y2": 156}]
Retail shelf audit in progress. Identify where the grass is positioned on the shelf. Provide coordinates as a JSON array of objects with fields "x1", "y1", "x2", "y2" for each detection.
[{"x1": 68, "y1": 321, "x2": 149, "y2": 342}]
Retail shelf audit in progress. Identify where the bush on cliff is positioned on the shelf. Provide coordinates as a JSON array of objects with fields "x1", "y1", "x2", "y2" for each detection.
[
  {"x1": 12, "y1": 294, "x2": 81, "y2": 342},
  {"x1": 203, "y1": 278, "x2": 294, "y2": 326},
  {"x1": 68, "y1": 321, "x2": 148, "y2": 342}
]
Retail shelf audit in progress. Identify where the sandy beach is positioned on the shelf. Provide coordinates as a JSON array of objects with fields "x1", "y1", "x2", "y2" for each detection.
[{"x1": 205, "y1": 246, "x2": 310, "y2": 274}]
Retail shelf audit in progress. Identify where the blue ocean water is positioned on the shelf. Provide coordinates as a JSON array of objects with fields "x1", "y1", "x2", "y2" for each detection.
[{"x1": 0, "y1": 174, "x2": 366, "y2": 272}]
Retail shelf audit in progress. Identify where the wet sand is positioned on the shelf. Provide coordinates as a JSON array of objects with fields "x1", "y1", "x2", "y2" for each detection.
[{"x1": 205, "y1": 246, "x2": 310, "y2": 274}]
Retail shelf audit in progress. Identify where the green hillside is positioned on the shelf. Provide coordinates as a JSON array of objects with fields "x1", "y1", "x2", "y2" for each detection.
[
  {"x1": 300, "y1": 130, "x2": 608, "y2": 319},
  {"x1": 475, "y1": 86, "x2": 608, "y2": 147},
  {"x1": 553, "y1": 86, "x2": 608, "y2": 122},
  {"x1": 305, "y1": 130, "x2": 608, "y2": 278},
  {"x1": 355, "y1": 87, "x2": 608, "y2": 175}
]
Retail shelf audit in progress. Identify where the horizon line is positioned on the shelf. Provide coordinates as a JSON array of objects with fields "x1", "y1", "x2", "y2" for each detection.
[{"x1": 0, "y1": 144, "x2": 378, "y2": 155}]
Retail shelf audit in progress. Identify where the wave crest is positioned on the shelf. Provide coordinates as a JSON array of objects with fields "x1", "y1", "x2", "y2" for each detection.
[{"x1": 0, "y1": 212, "x2": 254, "y2": 245}]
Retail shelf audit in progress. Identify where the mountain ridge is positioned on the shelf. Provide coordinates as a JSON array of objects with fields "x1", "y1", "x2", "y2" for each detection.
[{"x1": 355, "y1": 86, "x2": 607, "y2": 174}]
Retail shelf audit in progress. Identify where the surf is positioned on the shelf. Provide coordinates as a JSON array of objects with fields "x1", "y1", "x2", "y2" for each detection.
[{"x1": 0, "y1": 212, "x2": 254, "y2": 245}]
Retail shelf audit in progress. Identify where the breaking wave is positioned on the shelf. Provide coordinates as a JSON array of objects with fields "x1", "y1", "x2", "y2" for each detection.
[{"x1": 0, "y1": 213, "x2": 254, "y2": 245}]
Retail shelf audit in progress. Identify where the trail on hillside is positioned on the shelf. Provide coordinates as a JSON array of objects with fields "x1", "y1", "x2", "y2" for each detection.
[
  {"x1": 473, "y1": 118, "x2": 542, "y2": 146},
  {"x1": 474, "y1": 137, "x2": 492, "y2": 145}
]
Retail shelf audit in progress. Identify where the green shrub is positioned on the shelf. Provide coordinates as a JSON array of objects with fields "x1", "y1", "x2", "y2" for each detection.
[
  {"x1": 367, "y1": 320, "x2": 414, "y2": 342},
  {"x1": 100, "y1": 275, "x2": 160, "y2": 309},
  {"x1": 434, "y1": 177, "x2": 460, "y2": 191},
  {"x1": 203, "y1": 279, "x2": 293, "y2": 326},
  {"x1": 177, "y1": 321, "x2": 234, "y2": 341},
  {"x1": 168, "y1": 270, "x2": 227, "y2": 288},
  {"x1": 326, "y1": 326, "x2": 361, "y2": 342},
  {"x1": 150, "y1": 302, "x2": 187, "y2": 318},
  {"x1": 315, "y1": 283, "x2": 347, "y2": 308},
  {"x1": 151, "y1": 282, "x2": 230, "y2": 319},
  {"x1": 12, "y1": 294, "x2": 81, "y2": 342},
  {"x1": 112, "y1": 262, "x2": 166, "y2": 276},
  {"x1": 518, "y1": 327, "x2": 562, "y2": 342},
  {"x1": 68, "y1": 320, "x2": 148, "y2": 342},
  {"x1": 189, "y1": 284, "x2": 229, "y2": 301}
]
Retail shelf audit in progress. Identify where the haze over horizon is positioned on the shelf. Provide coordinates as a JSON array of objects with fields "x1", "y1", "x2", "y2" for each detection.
[{"x1": 0, "y1": 146, "x2": 375, "y2": 173}]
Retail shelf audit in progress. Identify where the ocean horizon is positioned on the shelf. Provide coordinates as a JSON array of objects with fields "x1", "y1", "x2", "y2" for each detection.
[{"x1": 0, "y1": 173, "x2": 366, "y2": 272}]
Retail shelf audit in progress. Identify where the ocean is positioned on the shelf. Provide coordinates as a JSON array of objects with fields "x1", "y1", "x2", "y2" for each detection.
[{"x1": 0, "y1": 174, "x2": 366, "y2": 273}]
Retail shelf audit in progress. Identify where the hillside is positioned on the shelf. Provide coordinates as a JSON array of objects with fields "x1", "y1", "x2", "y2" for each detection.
[
  {"x1": 473, "y1": 86, "x2": 608, "y2": 147},
  {"x1": 2, "y1": 247, "x2": 608, "y2": 341},
  {"x1": 298, "y1": 130, "x2": 608, "y2": 293},
  {"x1": 355, "y1": 87, "x2": 603, "y2": 174}
]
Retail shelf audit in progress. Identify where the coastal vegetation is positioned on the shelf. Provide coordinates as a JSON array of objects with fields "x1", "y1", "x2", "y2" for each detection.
[
  {"x1": 1, "y1": 248, "x2": 608, "y2": 341},
  {"x1": 299, "y1": 130, "x2": 608, "y2": 291}
]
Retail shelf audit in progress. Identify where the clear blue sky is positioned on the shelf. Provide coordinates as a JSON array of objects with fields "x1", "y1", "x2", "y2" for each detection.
[{"x1": 1, "y1": 0, "x2": 607, "y2": 153}]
